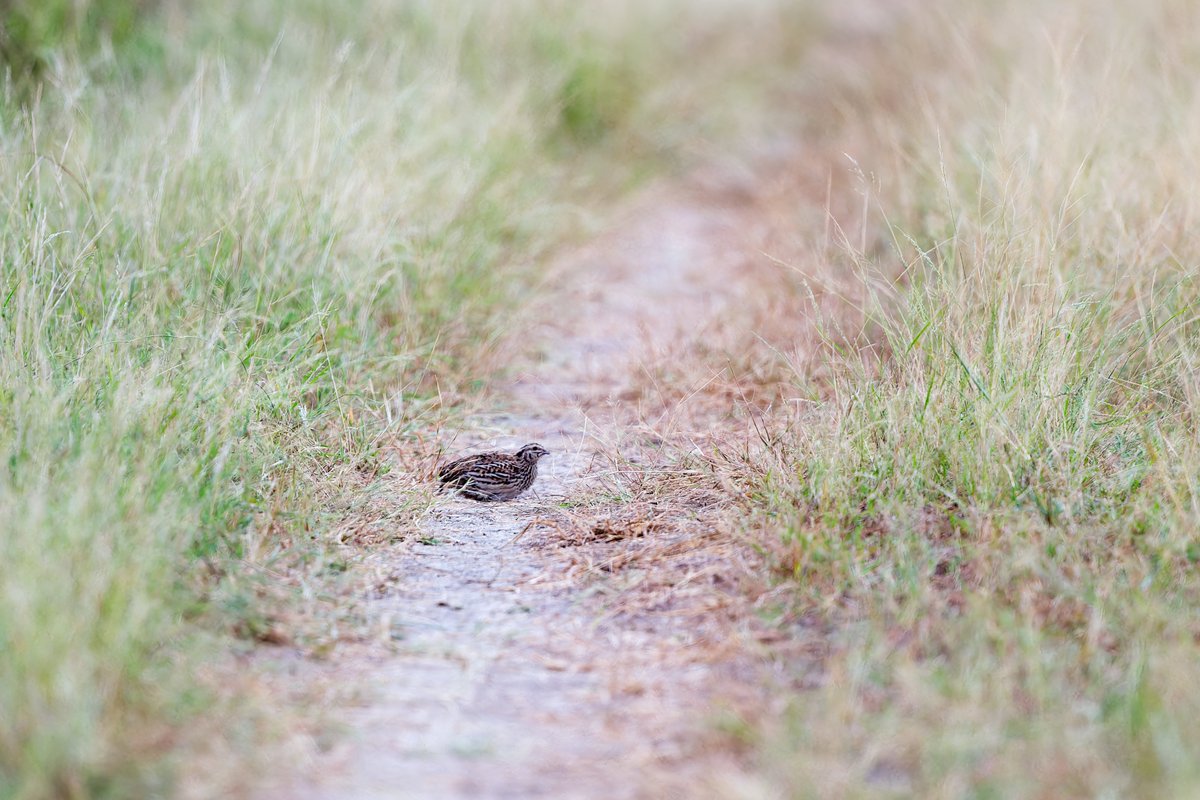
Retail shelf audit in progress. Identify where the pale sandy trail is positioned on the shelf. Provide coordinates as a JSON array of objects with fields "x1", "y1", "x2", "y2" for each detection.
[
  {"x1": 245, "y1": 5, "x2": 912, "y2": 795},
  {"x1": 256, "y1": 178, "x2": 776, "y2": 800}
]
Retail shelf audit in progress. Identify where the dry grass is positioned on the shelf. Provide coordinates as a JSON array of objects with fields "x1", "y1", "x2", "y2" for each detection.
[{"x1": 653, "y1": 0, "x2": 1200, "y2": 796}]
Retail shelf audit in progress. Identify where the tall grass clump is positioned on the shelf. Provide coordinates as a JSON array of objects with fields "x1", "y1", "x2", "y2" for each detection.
[
  {"x1": 0, "y1": 0, "x2": 162, "y2": 91},
  {"x1": 0, "y1": 0, "x2": 816, "y2": 796},
  {"x1": 736, "y1": 0, "x2": 1200, "y2": 795}
]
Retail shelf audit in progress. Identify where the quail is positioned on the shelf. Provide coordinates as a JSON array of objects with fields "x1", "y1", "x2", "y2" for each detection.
[{"x1": 437, "y1": 443, "x2": 549, "y2": 502}]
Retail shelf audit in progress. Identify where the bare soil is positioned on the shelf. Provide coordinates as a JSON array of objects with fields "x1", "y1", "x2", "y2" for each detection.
[{"x1": 252, "y1": 174, "x2": 808, "y2": 799}]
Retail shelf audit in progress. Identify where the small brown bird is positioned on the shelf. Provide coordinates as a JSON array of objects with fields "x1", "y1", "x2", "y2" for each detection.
[{"x1": 437, "y1": 443, "x2": 550, "y2": 502}]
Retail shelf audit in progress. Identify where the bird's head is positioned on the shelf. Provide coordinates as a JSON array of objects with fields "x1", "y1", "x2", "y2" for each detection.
[{"x1": 517, "y1": 443, "x2": 550, "y2": 463}]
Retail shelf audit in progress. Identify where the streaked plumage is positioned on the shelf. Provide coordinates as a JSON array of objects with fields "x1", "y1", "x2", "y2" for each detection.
[{"x1": 437, "y1": 443, "x2": 549, "y2": 502}]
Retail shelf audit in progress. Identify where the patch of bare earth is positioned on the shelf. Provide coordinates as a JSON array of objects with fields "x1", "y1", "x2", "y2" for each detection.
[{"x1": 246, "y1": 171, "x2": 829, "y2": 800}]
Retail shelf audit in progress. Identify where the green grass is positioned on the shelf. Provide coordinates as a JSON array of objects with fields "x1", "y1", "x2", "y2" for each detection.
[
  {"x1": 728, "y1": 0, "x2": 1200, "y2": 796},
  {"x1": 0, "y1": 1, "x2": 818, "y2": 797}
]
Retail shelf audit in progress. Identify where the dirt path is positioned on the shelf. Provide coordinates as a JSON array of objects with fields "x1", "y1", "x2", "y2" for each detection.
[{"x1": 255, "y1": 175, "x2": 786, "y2": 799}]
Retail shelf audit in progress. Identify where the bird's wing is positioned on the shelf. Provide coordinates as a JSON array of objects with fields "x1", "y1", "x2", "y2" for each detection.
[
  {"x1": 478, "y1": 460, "x2": 522, "y2": 481},
  {"x1": 438, "y1": 453, "x2": 488, "y2": 483}
]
